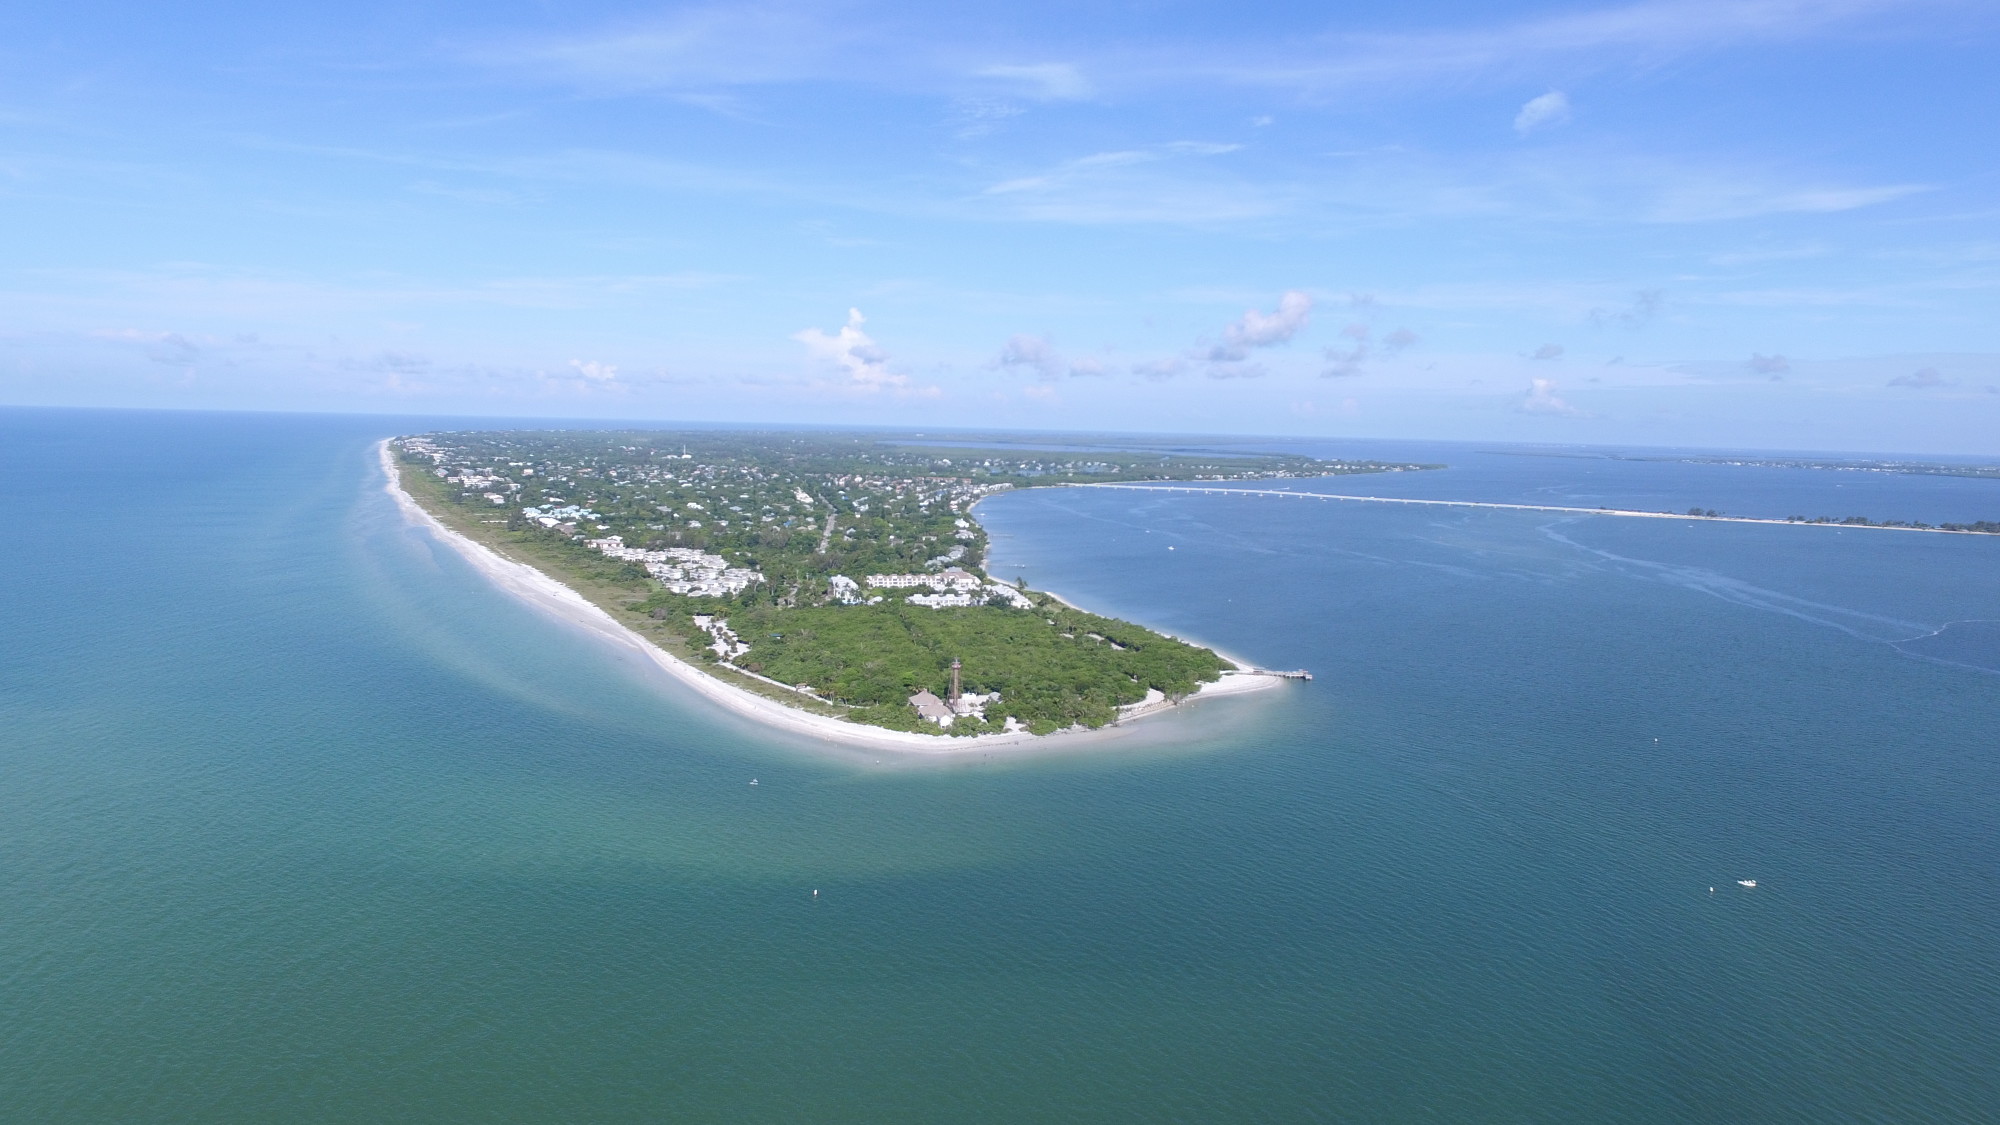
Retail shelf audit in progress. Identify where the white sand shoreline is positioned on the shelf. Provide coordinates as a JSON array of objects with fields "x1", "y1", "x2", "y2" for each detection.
[{"x1": 377, "y1": 440, "x2": 1280, "y2": 754}]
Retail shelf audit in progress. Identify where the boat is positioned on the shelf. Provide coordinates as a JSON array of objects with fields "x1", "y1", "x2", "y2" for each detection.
[{"x1": 1737, "y1": 879, "x2": 1756, "y2": 888}]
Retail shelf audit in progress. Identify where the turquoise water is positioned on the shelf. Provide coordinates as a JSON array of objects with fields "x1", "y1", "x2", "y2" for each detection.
[{"x1": 4, "y1": 409, "x2": 1998, "y2": 1122}]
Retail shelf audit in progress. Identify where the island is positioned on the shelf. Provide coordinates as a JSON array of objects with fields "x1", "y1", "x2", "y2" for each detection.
[{"x1": 384, "y1": 429, "x2": 1432, "y2": 747}]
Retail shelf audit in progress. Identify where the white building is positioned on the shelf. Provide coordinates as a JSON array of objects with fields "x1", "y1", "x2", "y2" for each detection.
[
  {"x1": 866, "y1": 567, "x2": 984, "y2": 592},
  {"x1": 584, "y1": 538, "x2": 762, "y2": 597}
]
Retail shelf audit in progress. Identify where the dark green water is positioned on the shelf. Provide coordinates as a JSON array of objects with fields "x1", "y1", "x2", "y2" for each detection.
[{"x1": 4, "y1": 409, "x2": 1997, "y2": 1122}]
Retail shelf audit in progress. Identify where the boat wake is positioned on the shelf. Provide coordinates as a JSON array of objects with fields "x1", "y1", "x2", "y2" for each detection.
[{"x1": 1541, "y1": 525, "x2": 2000, "y2": 676}]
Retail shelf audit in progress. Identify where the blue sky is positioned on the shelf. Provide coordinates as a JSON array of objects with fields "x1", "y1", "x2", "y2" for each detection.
[{"x1": 3, "y1": 0, "x2": 1998, "y2": 451}]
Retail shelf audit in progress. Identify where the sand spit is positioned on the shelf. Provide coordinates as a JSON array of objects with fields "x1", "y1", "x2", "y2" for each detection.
[{"x1": 378, "y1": 440, "x2": 1279, "y2": 754}]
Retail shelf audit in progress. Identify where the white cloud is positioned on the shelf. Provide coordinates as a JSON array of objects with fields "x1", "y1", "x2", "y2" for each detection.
[
  {"x1": 1520, "y1": 376, "x2": 1583, "y2": 414},
  {"x1": 1204, "y1": 0, "x2": 1924, "y2": 98},
  {"x1": 471, "y1": 5, "x2": 855, "y2": 93},
  {"x1": 93, "y1": 329, "x2": 207, "y2": 366},
  {"x1": 345, "y1": 350, "x2": 433, "y2": 375},
  {"x1": 148, "y1": 333, "x2": 201, "y2": 366},
  {"x1": 996, "y1": 333, "x2": 1108, "y2": 379},
  {"x1": 1321, "y1": 323, "x2": 1370, "y2": 378},
  {"x1": 1322, "y1": 322, "x2": 1419, "y2": 378},
  {"x1": 568, "y1": 358, "x2": 618, "y2": 382},
  {"x1": 1205, "y1": 290, "x2": 1312, "y2": 363},
  {"x1": 1514, "y1": 91, "x2": 1571, "y2": 134},
  {"x1": 1647, "y1": 181, "x2": 1928, "y2": 223},
  {"x1": 1888, "y1": 366, "x2": 1952, "y2": 388},
  {"x1": 794, "y1": 307, "x2": 907, "y2": 392},
  {"x1": 948, "y1": 97, "x2": 1025, "y2": 138},
  {"x1": 1227, "y1": 290, "x2": 1313, "y2": 349},
  {"x1": 977, "y1": 63, "x2": 1092, "y2": 100},
  {"x1": 975, "y1": 142, "x2": 1271, "y2": 224},
  {"x1": 998, "y1": 333, "x2": 1062, "y2": 376},
  {"x1": 481, "y1": 0, "x2": 1930, "y2": 106},
  {"x1": 1589, "y1": 289, "x2": 1663, "y2": 328}
]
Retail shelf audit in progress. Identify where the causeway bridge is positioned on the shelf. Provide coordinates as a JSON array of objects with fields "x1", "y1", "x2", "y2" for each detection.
[{"x1": 1079, "y1": 483, "x2": 1970, "y2": 534}]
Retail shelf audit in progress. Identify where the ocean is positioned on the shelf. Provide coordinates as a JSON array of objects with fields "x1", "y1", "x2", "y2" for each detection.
[{"x1": 3, "y1": 407, "x2": 1997, "y2": 1123}]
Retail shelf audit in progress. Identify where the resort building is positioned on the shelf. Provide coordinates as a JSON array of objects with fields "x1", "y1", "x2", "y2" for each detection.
[{"x1": 583, "y1": 536, "x2": 763, "y2": 597}]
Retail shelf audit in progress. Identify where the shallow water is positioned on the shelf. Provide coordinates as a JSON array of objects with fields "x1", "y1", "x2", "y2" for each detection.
[{"x1": 4, "y1": 409, "x2": 1997, "y2": 1122}]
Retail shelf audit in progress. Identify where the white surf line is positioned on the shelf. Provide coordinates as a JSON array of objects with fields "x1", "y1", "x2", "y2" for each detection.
[{"x1": 1079, "y1": 483, "x2": 1985, "y2": 535}]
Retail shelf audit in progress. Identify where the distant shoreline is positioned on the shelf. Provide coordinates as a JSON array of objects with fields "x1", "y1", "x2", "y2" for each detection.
[
  {"x1": 1082, "y1": 483, "x2": 2000, "y2": 534},
  {"x1": 378, "y1": 440, "x2": 1279, "y2": 754}
]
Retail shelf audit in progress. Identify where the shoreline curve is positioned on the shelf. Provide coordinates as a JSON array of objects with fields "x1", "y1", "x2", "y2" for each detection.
[{"x1": 377, "y1": 440, "x2": 1279, "y2": 754}]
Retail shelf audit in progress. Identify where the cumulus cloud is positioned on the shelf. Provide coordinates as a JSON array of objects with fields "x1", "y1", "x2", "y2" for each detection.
[
  {"x1": 996, "y1": 333, "x2": 1108, "y2": 379},
  {"x1": 1531, "y1": 343, "x2": 1565, "y2": 360},
  {"x1": 1321, "y1": 323, "x2": 1370, "y2": 378},
  {"x1": 998, "y1": 333, "x2": 1062, "y2": 377},
  {"x1": 339, "y1": 350, "x2": 433, "y2": 375},
  {"x1": 1321, "y1": 322, "x2": 1419, "y2": 378},
  {"x1": 1230, "y1": 289, "x2": 1313, "y2": 347},
  {"x1": 1221, "y1": 290, "x2": 1311, "y2": 355},
  {"x1": 1514, "y1": 91, "x2": 1571, "y2": 134},
  {"x1": 1133, "y1": 289, "x2": 1373, "y2": 380},
  {"x1": 795, "y1": 307, "x2": 906, "y2": 391},
  {"x1": 1201, "y1": 290, "x2": 1312, "y2": 369},
  {"x1": 1888, "y1": 367, "x2": 1952, "y2": 389},
  {"x1": 142, "y1": 333, "x2": 201, "y2": 366},
  {"x1": 96, "y1": 329, "x2": 203, "y2": 366},
  {"x1": 1589, "y1": 289, "x2": 1663, "y2": 328},
  {"x1": 85, "y1": 328, "x2": 221, "y2": 373},
  {"x1": 1748, "y1": 352, "x2": 1790, "y2": 376},
  {"x1": 1520, "y1": 377, "x2": 1582, "y2": 415},
  {"x1": 568, "y1": 359, "x2": 618, "y2": 382}
]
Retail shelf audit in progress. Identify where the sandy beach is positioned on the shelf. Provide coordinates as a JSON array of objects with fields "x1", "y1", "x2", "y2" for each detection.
[{"x1": 378, "y1": 440, "x2": 1280, "y2": 754}]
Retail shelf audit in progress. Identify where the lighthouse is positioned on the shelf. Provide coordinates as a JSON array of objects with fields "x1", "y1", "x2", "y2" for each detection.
[{"x1": 949, "y1": 658, "x2": 962, "y2": 708}]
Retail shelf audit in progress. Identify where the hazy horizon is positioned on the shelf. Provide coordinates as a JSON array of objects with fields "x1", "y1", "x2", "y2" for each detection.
[{"x1": 19, "y1": 401, "x2": 2000, "y2": 463}]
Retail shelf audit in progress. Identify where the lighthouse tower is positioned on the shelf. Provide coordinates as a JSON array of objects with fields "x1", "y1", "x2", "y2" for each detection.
[{"x1": 949, "y1": 658, "x2": 962, "y2": 709}]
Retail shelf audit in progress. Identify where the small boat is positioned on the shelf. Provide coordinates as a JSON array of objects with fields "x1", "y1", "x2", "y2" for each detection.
[
  {"x1": 1737, "y1": 879, "x2": 1756, "y2": 888},
  {"x1": 749, "y1": 779, "x2": 759, "y2": 786}
]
